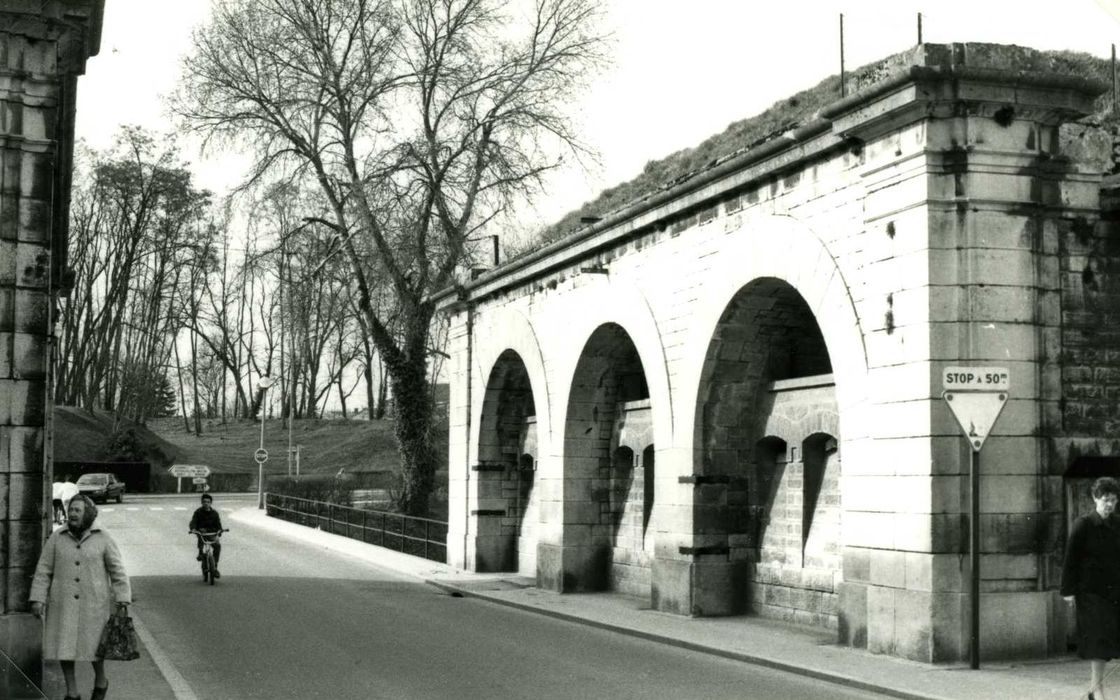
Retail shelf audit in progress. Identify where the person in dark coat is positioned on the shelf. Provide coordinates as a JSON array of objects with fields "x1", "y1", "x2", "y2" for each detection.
[
  {"x1": 1062, "y1": 476, "x2": 1120, "y2": 700},
  {"x1": 189, "y1": 493, "x2": 225, "y2": 577}
]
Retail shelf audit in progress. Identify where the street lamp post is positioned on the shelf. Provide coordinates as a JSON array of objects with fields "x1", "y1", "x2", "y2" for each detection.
[{"x1": 256, "y1": 376, "x2": 275, "y2": 509}]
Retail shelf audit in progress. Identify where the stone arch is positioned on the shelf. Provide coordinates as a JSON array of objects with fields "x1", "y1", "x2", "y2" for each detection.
[
  {"x1": 471, "y1": 307, "x2": 552, "y2": 464},
  {"x1": 677, "y1": 213, "x2": 869, "y2": 457},
  {"x1": 558, "y1": 322, "x2": 656, "y2": 595},
  {"x1": 676, "y1": 213, "x2": 867, "y2": 625},
  {"x1": 474, "y1": 349, "x2": 540, "y2": 573},
  {"x1": 549, "y1": 280, "x2": 674, "y2": 458}
]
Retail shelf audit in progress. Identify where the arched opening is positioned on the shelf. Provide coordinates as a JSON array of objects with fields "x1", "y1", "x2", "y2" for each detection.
[
  {"x1": 802, "y1": 433, "x2": 840, "y2": 569},
  {"x1": 693, "y1": 278, "x2": 839, "y2": 626},
  {"x1": 753, "y1": 436, "x2": 789, "y2": 567},
  {"x1": 642, "y1": 443, "x2": 655, "y2": 542},
  {"x1": 563, "y1": 323, "x2": 653, "y2": 593},
  {"x1": 476, "y1": 350, "x2": 537, "y2": 573},
  {"x1": 611, "y1": 446, "x2": 635, "y2": 541}
]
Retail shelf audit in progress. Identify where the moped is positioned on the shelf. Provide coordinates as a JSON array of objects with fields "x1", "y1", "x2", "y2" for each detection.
[{"x1": 189, "y1": 529, "x2": 228, "y2": 585}]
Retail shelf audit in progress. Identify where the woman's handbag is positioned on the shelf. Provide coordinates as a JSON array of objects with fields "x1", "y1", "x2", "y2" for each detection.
[{"x1": 96, "y1": 607, "x2": 140, "y2": 661}]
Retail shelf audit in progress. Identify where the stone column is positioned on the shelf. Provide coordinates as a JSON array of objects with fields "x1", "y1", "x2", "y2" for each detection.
[
  {"x1": 0, "y1": 0, "x2": 101, "y2": 685},
  {"x1": 828, "y1": 43, "x2": 1104, "y2": 662},
  {"x1": 444, "y1": 305, "x2": 472, "y2": 569}
]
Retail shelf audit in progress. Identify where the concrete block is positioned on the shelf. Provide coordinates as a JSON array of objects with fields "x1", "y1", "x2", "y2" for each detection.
[
  {"x1": 904, "y1": 552, "x2": 933, "y2": 591},
  {"x1": 7, "y1": 519, "x2": 37, "y2": 576},
  {"x1": 869, "y1": 549, "x2": 906, "y2": 588},
  {"x1": 866, "y1": 584, "x2": 896, "y2": 655},
  {"x1": 930, "y1": 590, "x2": 966, "y2": 662},
  {"x1": 980, "y1": 591, "x2": 1049, "y2": 659},
  {"x1": 844, "y1": 474, "x2": 930, "y2": 512},
  {"x1": 844, "y1": 511, "x2": 896, "y2": 549},
  {"x1": 893, "y1": 588, "x2": 932, "y2": 661},
  {"x1": 930, "y1": 553, "x2": 965, "y2": 592},
  {"x1": 893, "y1": 512, "x2": 934, "y2": 551},
  {"x1": 979, "y1": 475, "x2": 1039, "y2": 514},
  {"x1": 536, "y1": 543, "x2": 563, "y2": 591},
  {"x1": 0, "y1": 612, "x2": 41, "y2": 689},
  {"x1": 7, "y1": 472, "x2": 41, "y2": 520},
  {"x1": 691, "y1": 559, "x2": 749, "y2": 616},
  {"x1": 983, "y1": 553, "x2": 1038, "y2": 581}
]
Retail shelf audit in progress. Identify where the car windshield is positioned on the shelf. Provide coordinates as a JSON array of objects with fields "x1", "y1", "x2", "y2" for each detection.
[{"x1": 77, "y1": 474, "x2": 108, "y2": 485}]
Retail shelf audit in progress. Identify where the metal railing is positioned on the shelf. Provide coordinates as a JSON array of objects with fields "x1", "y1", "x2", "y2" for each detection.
[{"x1": 264, "y1": 493, "x2": 448, "y2": 563}]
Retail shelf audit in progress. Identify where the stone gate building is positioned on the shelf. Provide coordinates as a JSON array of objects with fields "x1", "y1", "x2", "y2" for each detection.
[{"x1": 437, "y1": 43, "x2": 1120, "y2": 663}]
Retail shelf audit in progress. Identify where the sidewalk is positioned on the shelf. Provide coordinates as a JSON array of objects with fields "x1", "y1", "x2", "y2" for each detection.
[{"x1": 92, "y1": 505, "x2": 1093, "y2": 700}]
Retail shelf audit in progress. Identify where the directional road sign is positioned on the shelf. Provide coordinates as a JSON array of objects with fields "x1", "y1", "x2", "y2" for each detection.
[{"x1": 169, "y1": 464, "x2": 211, "y2": 478}]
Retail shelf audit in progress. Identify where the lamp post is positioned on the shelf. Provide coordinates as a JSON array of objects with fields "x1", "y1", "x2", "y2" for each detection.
[{"x1": 256, "y1": 376, "x2": 275, "y2": 509}]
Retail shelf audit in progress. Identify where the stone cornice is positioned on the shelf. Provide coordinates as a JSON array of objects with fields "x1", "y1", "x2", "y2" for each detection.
[
  {"x1": 0, "y1": 0, "x2": 103, "y2": 73},
  {"x1": 435, "y1": 43, "x2": 1109, "y2": 311}
]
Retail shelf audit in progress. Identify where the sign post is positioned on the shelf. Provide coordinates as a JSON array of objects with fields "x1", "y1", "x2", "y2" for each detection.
[
  {"x1": 168, "y1": 465, "x2": 211, "y2": 494},
  {"x1": 942, "y1": 366, "x2": 1009, "y2": 670},
  {"x1": 254, "y1": 446, "x2": 269, "y2": 510}
]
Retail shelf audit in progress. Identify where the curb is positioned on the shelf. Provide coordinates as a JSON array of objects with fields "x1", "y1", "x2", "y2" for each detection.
[{"x1": 424, "y1": 579, "x2": 947, "y2": 700}]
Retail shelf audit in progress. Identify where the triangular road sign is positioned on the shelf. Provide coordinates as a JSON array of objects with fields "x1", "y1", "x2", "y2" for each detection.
[{"x1": 943, "y1": 391, "x2": 1007, "y2": 452}]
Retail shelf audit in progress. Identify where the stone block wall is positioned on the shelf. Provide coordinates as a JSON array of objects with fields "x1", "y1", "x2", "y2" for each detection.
[
  {"x1": 0, "y1": 0, "x2": 100, "y2": 685},
  {"x1": 443, "y1": 44, "x2": 1110, "y2": 664},
  {"x1": 745, "y1": 381, "x2": 841, "y2": 629}
]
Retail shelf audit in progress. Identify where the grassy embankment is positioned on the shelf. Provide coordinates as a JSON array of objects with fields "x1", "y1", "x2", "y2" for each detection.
[{"x1": 53, "y1": 407, "x2": 449, "y2": 514}]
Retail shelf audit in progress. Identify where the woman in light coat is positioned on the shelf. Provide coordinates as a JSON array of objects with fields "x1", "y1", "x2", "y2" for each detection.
[{"x1": 30, "y1": 494, "x2": 131, "y2": 700}]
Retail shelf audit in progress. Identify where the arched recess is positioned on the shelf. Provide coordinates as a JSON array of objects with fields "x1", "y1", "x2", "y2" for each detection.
[
  {"x1": 471, "y1": 307, "x2": 552, "y2": 465},
  {"x1": 548, "y1": 279, "x2": 674, "y2": 466},
  {"x1": 678, "y1": 213, "x2": 869, "y2": 463},
  {"x1": 560, "y1": 322, "x2": 655, "y2": 594},
  {"x1": 802, "y1": 432, "x2": 840, "y2": 571},
  {"x1": 679, "y1": 213, "x2": 866, "y2": 625},
  {"x1": 474, "y1": 349, "x2": 539, "y2": 573},
  {"x1": 694, "y1": 277, "x2": 835, "y2": 607}
]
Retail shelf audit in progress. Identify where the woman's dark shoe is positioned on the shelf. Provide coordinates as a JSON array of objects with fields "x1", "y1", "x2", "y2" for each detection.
[
  {"x1": 91, "y1": 681, "x2": 108, "y2": 700},
  {"x1": 63, "y1": 695, "x2": 81, "y2": 700}
]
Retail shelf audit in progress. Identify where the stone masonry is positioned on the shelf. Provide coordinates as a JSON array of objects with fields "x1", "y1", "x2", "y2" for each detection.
[
  {"x1": 438, "y1": 43, "x2": 1113, "y2": 663},
  {"x1": 0, "y1": 0, "x2": 101, "y2": 686}
]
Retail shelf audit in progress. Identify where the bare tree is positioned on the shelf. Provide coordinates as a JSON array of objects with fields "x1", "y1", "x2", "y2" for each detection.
[
  {"x1": 59, "y1": 128, "x2": 212, "y2": 429},
  {"x1": 177, "y1": 0, "x2": 605, "y2": 514}
]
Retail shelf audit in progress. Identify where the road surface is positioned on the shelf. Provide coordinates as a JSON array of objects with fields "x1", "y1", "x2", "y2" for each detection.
[{"x1": 94, "y1": 494, "x2": 887, "y2": 700}]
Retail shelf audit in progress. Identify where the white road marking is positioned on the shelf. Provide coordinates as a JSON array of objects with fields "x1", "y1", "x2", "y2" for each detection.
[
  {"x1": 126, "y1": 507, "x2": 141, "y2": 511},
  {"x1": 150, "y1": 507, "x2": 165, "y2": 511},
  {"x1": 131, "y1": 609, "x2": 200, "y2": 700},
  {"x1": 101, "y1": 508, "x2": 115, "y2": 512},
  {"x1": 173, "y1": 507, "x2": 188, "y2": 511}
]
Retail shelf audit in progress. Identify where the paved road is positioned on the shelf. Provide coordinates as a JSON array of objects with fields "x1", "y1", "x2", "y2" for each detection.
[{"x1": 103, "y1": 494, "x2": 887, "y2": 700}]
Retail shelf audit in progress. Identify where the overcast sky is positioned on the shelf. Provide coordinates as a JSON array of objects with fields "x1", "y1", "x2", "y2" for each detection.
[{"x1": 75, "y1": 0, "x2": 1120, "y2": 229}]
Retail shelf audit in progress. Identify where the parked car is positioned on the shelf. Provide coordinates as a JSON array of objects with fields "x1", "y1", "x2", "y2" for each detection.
[{"x1": 76, "y1": 473, "x2": 125, "y2": 503}]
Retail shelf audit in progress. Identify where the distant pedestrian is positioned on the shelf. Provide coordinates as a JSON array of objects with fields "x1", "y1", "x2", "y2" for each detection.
[
  {"x1": 1062, "y1": 476, "x2": 1120, "y2": 700},
  {"x1": 29, "y1": 494, "x2": 131, "y2": 700},
  {"x1": 51, "y1": 478, "x2": 66, "y2": 524},
  {"x1": 57, "y1": 475, "x2": 80, "y2": 519}
]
